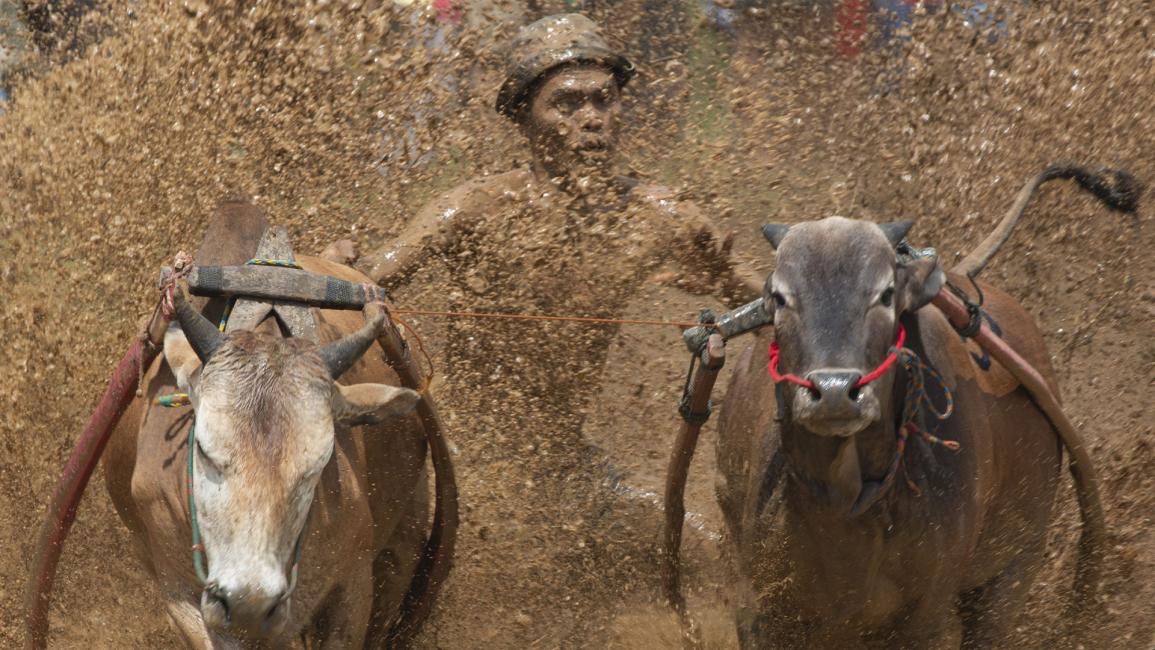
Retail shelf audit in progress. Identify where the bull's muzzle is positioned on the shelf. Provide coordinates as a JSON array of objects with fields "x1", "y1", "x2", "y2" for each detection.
[
  {"x1": 793, "y1": 369, "x2": 881, "y2": 436},
  {"x1": 202, "y1": 579, "x2": 290, "y2": 639}
]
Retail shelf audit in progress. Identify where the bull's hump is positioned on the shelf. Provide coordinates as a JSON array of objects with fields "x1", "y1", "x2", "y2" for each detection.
[{"x1": 917, "y1": 306, "x2": 1020, "y2": 398}]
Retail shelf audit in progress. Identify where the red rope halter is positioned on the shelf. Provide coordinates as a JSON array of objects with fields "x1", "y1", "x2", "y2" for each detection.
[{"x1": 768, "y1": 324, "x2": 907, "y2": 389}]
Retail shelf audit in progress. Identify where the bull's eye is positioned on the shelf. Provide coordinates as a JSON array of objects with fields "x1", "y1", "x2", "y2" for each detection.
[
  {"x1": 772, "y1": 292, "x2": 787, "y2": 309},
  {"x1": 880, "y1": 287, "x2": 895, "y2": 308},
  {"x1": 195, "y1": 441, "x2": 223, "y2": 474}
]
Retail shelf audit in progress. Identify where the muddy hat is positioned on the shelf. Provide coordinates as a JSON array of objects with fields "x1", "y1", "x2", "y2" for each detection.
[{"x1": 495, "y1": 13, "x2": 635, "y2": 120}]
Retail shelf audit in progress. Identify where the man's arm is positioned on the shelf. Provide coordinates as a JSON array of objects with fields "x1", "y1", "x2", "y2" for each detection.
[{"x1": 354, "y1": 183, "x2": 481, "y2": 290}]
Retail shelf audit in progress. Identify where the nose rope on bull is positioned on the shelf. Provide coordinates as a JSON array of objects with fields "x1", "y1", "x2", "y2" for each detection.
[
  {"x1": 767, "y1": 324, "x2": 960, "y2": 514},
  {"x1": 767, "y1": 324, "x2": 907, "y2": 390},
  {"x1": 874, "y1": 350, "x2": 960, "y2": 506}
]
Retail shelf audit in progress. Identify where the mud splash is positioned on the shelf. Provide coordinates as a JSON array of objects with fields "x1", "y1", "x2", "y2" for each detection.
[{"x1": 1, "y1": 1, "x2": 1152, "y2": 648}]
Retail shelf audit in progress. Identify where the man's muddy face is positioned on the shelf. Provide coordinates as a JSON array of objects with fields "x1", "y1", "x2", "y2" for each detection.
[{"x1": 524, "y1": 64, "x2": 622, "y2": 177}]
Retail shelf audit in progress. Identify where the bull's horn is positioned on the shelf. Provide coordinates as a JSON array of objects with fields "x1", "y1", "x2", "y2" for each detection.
[
  {"x1": 879, "y1": 220, "x2": 914, "y2": 247},
  {"x1": 173, "y1": 288, "x2": 224, "y2": 363},
  {"x1": 761, "y1": 224, "x2": 791, "y2": 249},
  {"x1": 321, "y1": 305, "x2": 388, "y2": 379}
]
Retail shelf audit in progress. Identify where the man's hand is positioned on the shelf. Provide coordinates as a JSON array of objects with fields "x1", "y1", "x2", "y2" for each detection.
[
  {"x1": 692, "y1": 223, "x2": 736, "y2": 260},
  {"x1": 673, "y1": 224, "x2": 739, "y2": 293},
  {"x1": 321, "y1": 239, "x2": 359, "y2": 265},
  {"x1": 673, "y1": 221, "x2": 765, "y2": 307}
]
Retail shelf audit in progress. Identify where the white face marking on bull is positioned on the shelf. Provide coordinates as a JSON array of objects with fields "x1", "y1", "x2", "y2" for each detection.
[
  {"x1": 190, "y1": 337, "x2": 333, "y2": 638},
  {"x1": 763, "y1": 217, "x2": 941, "y2": 437},
  {"x1": 164, "y1": 320, "x2": 420, "y2": 640}
]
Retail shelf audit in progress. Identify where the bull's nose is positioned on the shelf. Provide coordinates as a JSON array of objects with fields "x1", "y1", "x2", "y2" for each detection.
[
  {"x1": 803, "y1": 371, "x2": 868, "y2": 422},
  {"x1": 794, "y1": 370, "x2": 880, "y2": 436},
  {"x1": 807, "y1": 370, "x2": 864, "y2": 408},
  {"x1": 203, "y1": 583, "x2": 288, "y2": 635}
]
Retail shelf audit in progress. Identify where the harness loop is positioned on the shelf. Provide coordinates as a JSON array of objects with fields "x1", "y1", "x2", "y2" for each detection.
[
  {"x1": 947, "y1": 276, "x2": 985, "y2": 339},
  {"x1": 677, "y1": 342, "x2": 713, "y2": 425}
]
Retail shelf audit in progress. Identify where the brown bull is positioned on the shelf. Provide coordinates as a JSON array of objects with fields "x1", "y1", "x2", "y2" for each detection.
[
  {"x1": 715, "y1": 217, "x2": 1093, "y2": 648},
  {"x1": 102, "y1": 256, "x2": 429, "y2": 648}
]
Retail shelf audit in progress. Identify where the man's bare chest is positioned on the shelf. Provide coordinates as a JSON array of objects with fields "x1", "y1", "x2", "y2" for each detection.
[{"x1": 453, "y1": 208, "x2": 671, "y2": 311}]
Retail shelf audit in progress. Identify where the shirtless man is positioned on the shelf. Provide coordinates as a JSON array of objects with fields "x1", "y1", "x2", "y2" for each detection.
[{"x1": 326, "y1": 13, "x2": 764, "y2": 645}]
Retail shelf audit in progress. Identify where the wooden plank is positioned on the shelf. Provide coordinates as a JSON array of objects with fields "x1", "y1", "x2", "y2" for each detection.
[
  {"x1": 253, "y1": 226, "x2": 316, "y2": 342},
  {"x1": 221, "y1": 299, "x2": 273, "y2": 333},
  {"x1": 186, "y1": 265, "x2": 385, "y2": 310},
  {"x1": 185, "y1": 224, "x2": 389, "y2": 342},
  {"x1": 274, "y1": 302, "x2": 318, "y2": 342},
  {"x1": 221, "y1": 226, "x2": 319, "y2": 342}
]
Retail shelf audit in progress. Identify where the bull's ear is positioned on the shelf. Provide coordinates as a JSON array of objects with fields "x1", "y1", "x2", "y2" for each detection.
[
  {"x1": 761, "y1": 224, "x2": 790, "y2": 249},
  {"x1": 896, "y1": 255, "x2": 945, "y2": 313},
  {"x1": 334, "y1": 383, "x2": 420, "y2": 426}
]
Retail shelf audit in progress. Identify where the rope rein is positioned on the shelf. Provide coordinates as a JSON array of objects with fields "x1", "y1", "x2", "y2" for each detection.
[
  {"x1": 231, "y1": 260, "x2": 715, "y2": 333},
  {"x1": 387, "y1": 307, "x2": 718, "y2": 330},
  {"x1": 391, "y1": 315, "x2": 436, "y2": 394},
  {"x1": 185, "y1": 418, "x2": 209, "y2": 585},
  {"x1": 893, "y1": 349, "x2": 960, "y2": 496}
]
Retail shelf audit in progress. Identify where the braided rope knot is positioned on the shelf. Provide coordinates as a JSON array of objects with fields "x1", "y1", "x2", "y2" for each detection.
[
  {"x1": 160, "y1": 251, "x2": 195, "y2": 322},
  {"x1": 155, "y1": 393, "x2": 191, "y2": 407}
]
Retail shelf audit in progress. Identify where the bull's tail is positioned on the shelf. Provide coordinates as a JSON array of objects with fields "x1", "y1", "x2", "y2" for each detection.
[{"x1": 953, "y1": 164, "x2": 1139, "y2": 278}]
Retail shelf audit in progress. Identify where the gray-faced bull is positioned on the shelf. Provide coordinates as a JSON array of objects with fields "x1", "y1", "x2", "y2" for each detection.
[
  {"x1": 665, "y1": 165, "x2": 1138, "y2": 647},
  {"x1": 100, "y1": 256, "x2": 435, "y2": 647}
]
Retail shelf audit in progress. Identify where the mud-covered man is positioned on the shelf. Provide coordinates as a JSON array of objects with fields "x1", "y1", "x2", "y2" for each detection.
[{"x1": 326, "y1": 14, "x2": 763, "y2": 644}]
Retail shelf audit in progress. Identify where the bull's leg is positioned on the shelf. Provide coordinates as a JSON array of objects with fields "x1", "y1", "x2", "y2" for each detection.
[
  {"x1": 312, "y1": 568, "x2": 374, "y2": 649},
  {"x1": 738, "y1": 612, "x2": 869, "y2": 650},
  {"x1": 739, "y1": 592, "x2": 870, "y2": 650},
  {"x1": 736, "y1": 607, "x2": 795, "y2": 650},
  {"x1": 888, "y1": 592, "x2": 964, "y2": 650},
  {"x1": 364, "y1": 486, "x2": 430, "y2": 647},
  {"x1": 960, "y1": 548, "x2": 1047, "y2": 647}
]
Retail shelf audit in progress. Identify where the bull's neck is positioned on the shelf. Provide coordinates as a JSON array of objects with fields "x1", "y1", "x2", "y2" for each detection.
[{"x1": 778, "y1": 375, "x2": 905, "y2": 519}]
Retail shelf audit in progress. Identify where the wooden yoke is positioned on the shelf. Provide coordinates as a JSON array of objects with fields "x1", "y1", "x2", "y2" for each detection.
[
  {"x1": 662, "y1": 334, "x2": 726, "y2": 620},
  {"x1": 214, "y1": 226, "x2": 317, "y2": 340},
  {"x1": 187, "y1": 263, "x2": 387, "y2": 312}
]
